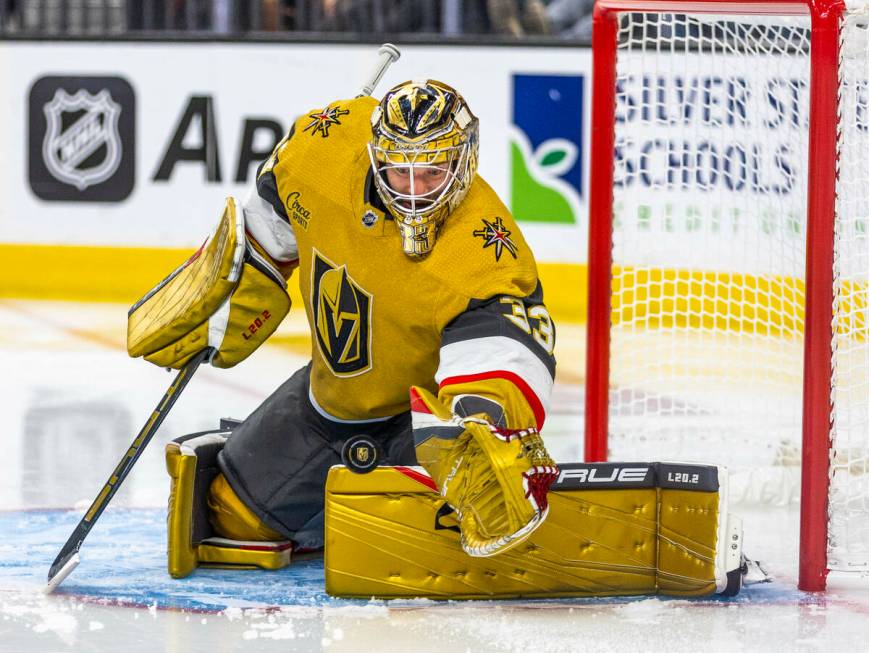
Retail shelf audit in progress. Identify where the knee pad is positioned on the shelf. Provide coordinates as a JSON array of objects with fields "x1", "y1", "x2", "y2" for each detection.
[{"x1": 165, "y1": 427, "x2": 293, "y2": 578}]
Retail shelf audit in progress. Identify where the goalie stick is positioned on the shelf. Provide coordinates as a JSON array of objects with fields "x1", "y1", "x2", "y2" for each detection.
[
  {"x1": 45, "y1": 348, "x2": 212, "y2": 593},
  {"x1": 358, "y1": 43, "x2": 401, "y2": 97}
]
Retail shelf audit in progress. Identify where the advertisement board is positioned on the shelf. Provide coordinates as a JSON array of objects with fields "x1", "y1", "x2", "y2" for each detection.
[
  {"x1": 0, "y1": 42, "x2": 591, "y2": 265},
  {"x1": 6, "y1": 41, "x2": 849, "y2": 322}
]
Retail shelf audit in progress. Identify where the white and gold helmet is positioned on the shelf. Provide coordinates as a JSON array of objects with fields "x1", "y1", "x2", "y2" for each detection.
[{"x1": 368, "y1": 79, "x2": 479, "y2": 258}]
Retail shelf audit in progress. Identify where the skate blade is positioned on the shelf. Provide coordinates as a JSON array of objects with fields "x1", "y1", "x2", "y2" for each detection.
[
  {"x1": 743, "y1": 557, "x2": 773, "y2": 586},
  {"x1": 44, "y1": 553, "x2": 80, "y2": 594}
]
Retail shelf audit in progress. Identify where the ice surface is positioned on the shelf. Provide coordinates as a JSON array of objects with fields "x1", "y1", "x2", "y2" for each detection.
[{"x1": 1, "y1": 299, "x2": 867, "y2": 653}]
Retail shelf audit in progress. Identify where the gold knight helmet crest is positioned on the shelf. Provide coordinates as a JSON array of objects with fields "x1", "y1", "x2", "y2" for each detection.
[{"x1": 312, "y1": 250, "x2": 372, "y2": 377}]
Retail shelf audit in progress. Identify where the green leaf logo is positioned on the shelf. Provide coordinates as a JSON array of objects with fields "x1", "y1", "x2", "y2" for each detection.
[
  {"x1": 510, "y1": 129, "x2": 580, "y2": 224},
  {"x1": 535, "y1": 139, "x2": 578, "y2": 177},
  {"x1": 540, "y1": 150, "x2": 567, "y2": 167}
]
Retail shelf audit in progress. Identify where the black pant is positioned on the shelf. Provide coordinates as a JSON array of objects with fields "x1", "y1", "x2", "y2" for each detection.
[{"x1": 218, "y1": 363, "x2": 415, "y2": 549}]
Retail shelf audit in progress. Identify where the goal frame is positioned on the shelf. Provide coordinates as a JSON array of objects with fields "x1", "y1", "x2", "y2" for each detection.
[{"x1": 585, "y1": 0, "x2": 844, "y2": 592}]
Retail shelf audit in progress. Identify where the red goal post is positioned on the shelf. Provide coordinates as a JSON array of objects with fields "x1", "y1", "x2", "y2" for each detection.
[{"x1": 585, "y1": 0, "x2": 862, "y2": 592}]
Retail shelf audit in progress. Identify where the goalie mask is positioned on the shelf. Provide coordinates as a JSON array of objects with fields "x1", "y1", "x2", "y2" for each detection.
[{"x1": 368, "y1": 79, "x2": 479, "y2": 258}]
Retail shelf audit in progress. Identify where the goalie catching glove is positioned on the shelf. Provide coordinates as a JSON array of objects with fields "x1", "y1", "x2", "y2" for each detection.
[
  {"x1": 127, "y1": 198, "x2": 291, "y2": 369},
  {"x1": 410, "y1": 386, "x2": 558, "y2": 557}
]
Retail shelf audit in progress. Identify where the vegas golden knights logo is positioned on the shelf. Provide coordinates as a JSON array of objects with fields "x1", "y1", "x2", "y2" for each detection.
[
  {"x1": 312, "y1": 250, "x2": 372, "y2": 376},
  {"x1": 341, "y1": 434, "x2": 379, "y2": 473}
]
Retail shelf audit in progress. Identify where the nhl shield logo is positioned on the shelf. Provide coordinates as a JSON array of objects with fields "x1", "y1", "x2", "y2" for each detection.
[
  {"x1": 42, "y1": 89, "x2": 123, "y2": 191},
  {"x1": 29, "y1": 75, "x2": 135, "y2": 202}
]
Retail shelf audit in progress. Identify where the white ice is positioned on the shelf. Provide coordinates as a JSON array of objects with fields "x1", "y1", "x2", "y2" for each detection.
[{"x1": 0, "y1": 299, "x2": 867, "y2": 653}]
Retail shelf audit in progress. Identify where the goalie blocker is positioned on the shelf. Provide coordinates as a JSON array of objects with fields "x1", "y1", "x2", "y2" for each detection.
[
  {"x1": 324, "y1": 461, "x2": 745, "y2": 599},
  {"x1": 127, "y1": 198, "x2": 291, "y2": 369}
]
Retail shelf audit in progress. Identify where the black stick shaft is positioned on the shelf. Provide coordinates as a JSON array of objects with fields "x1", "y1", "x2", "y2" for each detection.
[{"x1": 47, "y1": 348, "x2": 211, "y2": 585}]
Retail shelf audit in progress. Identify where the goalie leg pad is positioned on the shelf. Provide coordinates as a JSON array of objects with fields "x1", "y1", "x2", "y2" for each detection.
[
  {"x1": 207, "y1": 473, "x2": 286, "y2": 542},
  {"x1": 325, "y1": 465, "x2": 657, "y2": 599},
  {"x1": 165, "y1": 429, "x2": 292, "y2": 579},
  {"x1": 324, "y1": 462, "x2": 743, "y2": 599},
  {"x1": 657, "y1": 488, "x2": 726, "y2": 596},
  {"x1": 128, "y1": 198, "x2": 291, "y2": 369}
]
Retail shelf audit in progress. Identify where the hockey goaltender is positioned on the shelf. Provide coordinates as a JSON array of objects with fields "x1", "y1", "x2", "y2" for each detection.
[{"x1": 126, "y1": 79, "x2": 757, "y2": 599}]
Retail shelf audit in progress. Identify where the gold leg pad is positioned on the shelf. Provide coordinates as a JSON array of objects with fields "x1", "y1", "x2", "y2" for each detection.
[
  {"x1": 657, "y1": 488, "x2": 720, "y2": 596},
  {"x1": 325, "y1": 467, "x2": 660, "y2": 599},
  {"x1": 198, "y1": 538, "x2": 293, "y2": 570},
  {"x1": 166, "y1": 443, "x2": 199, "y2": 579},
  {"x1": 165, "y1": 439, "x2": 293, "y2": 578},
  {"x1": 208, "y1": 473, "x2": 285, "y2": 542},
  {"x1": 325, "y1": 465, "x2": 728, "y2": 599}
]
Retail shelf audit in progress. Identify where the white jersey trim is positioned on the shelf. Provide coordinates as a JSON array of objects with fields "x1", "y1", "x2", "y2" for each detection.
[
  {"x1": 308, "y1": 386, "x2": 397, "y2": 424},
  {"x1": 435, "y1": 336, "x2": 553, "y2": 416},
  {"x1": 240, "y1": 187, "x2": 299, "y2": 263},
  {"x1": 227, "y1": 198, "x2": 247, "y2": 283},
  {"x1": 207, "y1": 295, "x2": 232, "y2": 353}
]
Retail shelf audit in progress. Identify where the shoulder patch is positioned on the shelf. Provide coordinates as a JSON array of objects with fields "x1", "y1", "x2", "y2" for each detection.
[
  {"x1": 303, "y1": 105, "x2": 350, "y2": 138},
  {"x1": 472, "y1": 217, "x2": 519, "y2": 261}
]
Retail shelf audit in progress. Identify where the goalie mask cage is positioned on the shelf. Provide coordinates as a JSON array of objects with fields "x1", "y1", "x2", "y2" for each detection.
[{"x1": 586, "y1": 0, "x2": 869, "y2": 591}]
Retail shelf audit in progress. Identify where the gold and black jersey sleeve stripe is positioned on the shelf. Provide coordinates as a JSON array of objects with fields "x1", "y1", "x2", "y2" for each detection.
[
  {"x1": 441, "y1": 281, "x2": 556, "y2": 379},
  {"x1": 255, "y1": 124, "x2": 295, "y2": 224}
]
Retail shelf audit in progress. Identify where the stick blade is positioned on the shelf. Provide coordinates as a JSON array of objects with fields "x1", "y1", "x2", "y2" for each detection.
[{"x1": 45, "y1": 552, "x2": 79, "y2": 594}]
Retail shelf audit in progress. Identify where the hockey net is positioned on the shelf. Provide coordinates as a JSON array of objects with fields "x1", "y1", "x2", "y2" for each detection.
[{"x1": 586, "y1": 0, "x2": 869, "y2": 589}]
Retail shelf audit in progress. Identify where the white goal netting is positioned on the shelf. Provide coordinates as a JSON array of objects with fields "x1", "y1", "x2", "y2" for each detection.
[
  {"x1": 829, "y1": 8, "x2": 869, "y2": 572},
  {"x1": 606, "y1": 9, "x2": 869, "y2": 572}
]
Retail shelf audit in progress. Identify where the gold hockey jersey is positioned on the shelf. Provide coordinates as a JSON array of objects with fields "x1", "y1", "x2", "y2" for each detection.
[{"x1": 246, "y1": 95, "x2": 556, "y2": 428}]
